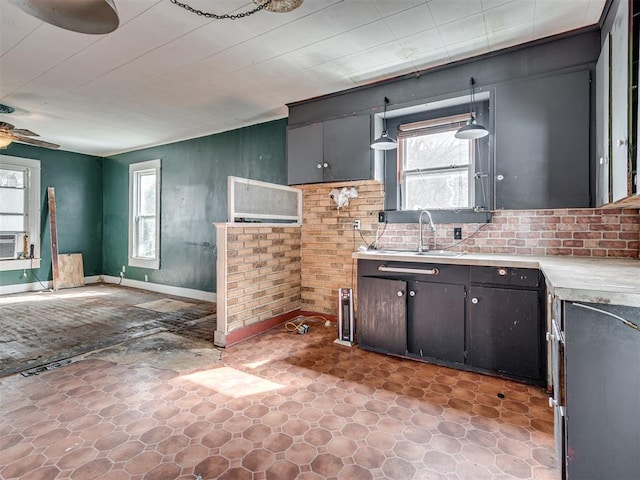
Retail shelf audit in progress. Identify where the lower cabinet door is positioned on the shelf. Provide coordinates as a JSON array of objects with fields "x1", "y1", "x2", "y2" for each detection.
[
  {"x1": 357, "y1": 276, "x2": 407, "y2": 355},
  {"x1": 468, "y1": 286, "x2": 542, "y2": 380},
  {"x1": 407, "y1": 281, "x2": 465, "y2": 363}
]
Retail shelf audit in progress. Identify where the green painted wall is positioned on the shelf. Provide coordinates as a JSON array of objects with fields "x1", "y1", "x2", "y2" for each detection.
[
  {"x1": 103, "y1": 118, "x2": 287, "y2": 293},
  {"x1": 0, "y1": 143, "x2": 103, "y2": 286}
]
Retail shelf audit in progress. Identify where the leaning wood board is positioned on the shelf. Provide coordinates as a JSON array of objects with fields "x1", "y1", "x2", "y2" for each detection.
[
  {"x1": 57, "y1": 253, "x2": 84, "y2": 289},
  {"x1": 47, "y1": 186, "x2": 60, "y2": 290}
]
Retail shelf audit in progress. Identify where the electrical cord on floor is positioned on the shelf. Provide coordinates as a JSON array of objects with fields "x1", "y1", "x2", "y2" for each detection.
[
  {"x1": 285, "y1": 315, "x2": 332, "y2": 333},
  {"x1": 29, "y1": 257, "x2": 52, "y2": 291}
]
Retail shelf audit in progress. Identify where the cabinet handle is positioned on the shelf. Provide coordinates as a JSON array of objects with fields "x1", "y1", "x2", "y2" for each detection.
[
  {"x1": 323, "y1": 162, "x2": 329, "y2": 168},
  {"x1": 317, "y1": 164, "x2": 322, "y2": 169},
  {"x1": 471, "y1": 297, "x2": 479, "y2": 304},
  {"x1": 409, "y1": 291, "x2": 415, "y2": 297},
  {"x1": 397, "y1": 291, "x2": 404, "y2": 297},
  {"x1": 378, "y1": 266, "x2": 439, "y2": 275},
  {"x1": 617, "y1": 138, "x2": 628, "y2": 147},
  {"x1": 497, "y1": 268, "x2": 507, "y2": 276}
]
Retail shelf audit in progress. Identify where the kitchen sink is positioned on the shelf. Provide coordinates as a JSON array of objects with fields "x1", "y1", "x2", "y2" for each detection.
[{"x1": 368, "y1": 249, "x2": 466, "y2": 258}]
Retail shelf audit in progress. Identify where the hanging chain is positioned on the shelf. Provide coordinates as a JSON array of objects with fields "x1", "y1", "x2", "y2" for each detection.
[{"x1": 169, "y1": 0, "x2": 274, "y2": 20}]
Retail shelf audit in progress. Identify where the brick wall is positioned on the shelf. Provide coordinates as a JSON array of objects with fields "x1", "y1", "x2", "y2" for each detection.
[
  {"x1": 215, "y1": 224, "x2": 301, "y2": 340},
  {"x1": 298, "y1": 180, "x2": 384, "y2": 315},
  {"x1": 379, "y1": 209, "x2": 640, "y2": 258},
  {"x1": 297, "y1": 180, "x2": 640, "y2": 316}
]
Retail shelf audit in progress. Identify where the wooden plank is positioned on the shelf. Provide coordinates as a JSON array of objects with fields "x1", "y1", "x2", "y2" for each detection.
[
  {"x1": 57, "y1": 253, "x2": 84, "y2": 289},
  {"x1": 48, "y1": 186, "x2": 60, "y2": 291}
]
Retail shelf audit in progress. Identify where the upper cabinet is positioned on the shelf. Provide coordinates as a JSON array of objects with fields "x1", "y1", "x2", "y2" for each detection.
[
  {"x1": 287, "y1": 115, "x2": 371, "y2": 185},
  {"x1": 494, "y1": 70, "x2": 591, "y2": 209},
  {"x1": 597, "y1": 0, "x2": 640, "y2": 207}
]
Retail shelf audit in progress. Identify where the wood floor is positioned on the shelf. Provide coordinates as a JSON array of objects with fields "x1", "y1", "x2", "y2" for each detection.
[{"x1": 0, "y1": 284, "x2": 216, "y2": 376}]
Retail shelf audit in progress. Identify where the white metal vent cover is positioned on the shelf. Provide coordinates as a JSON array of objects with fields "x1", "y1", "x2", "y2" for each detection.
[{"x1": 228, "y1": 176, "x2": 301, "y2": 224}]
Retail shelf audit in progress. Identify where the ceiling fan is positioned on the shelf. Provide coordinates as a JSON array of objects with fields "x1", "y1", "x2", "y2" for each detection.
[{"x1": 0, "y1": 121, "x2": 60, "y2": 150}]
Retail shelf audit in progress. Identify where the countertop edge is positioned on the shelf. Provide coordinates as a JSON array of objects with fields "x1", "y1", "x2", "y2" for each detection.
[{"x1": 353, "y1": 251, "x2": 640, "y2": 307}]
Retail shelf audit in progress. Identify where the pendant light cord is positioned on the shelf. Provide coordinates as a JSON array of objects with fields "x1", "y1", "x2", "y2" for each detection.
[{"x1": 468, "y1": 77, "x2": 476, "y2": 121}]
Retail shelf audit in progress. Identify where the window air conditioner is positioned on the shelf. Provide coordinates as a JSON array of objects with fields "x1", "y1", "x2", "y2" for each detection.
[{"x1": 0, "y1": 233, "x2": 18, "y2": 260}]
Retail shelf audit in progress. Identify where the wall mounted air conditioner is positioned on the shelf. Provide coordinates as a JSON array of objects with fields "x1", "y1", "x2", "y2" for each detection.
[{"x1": 0, "y1": 233, "x2": 18, "y2": 260}]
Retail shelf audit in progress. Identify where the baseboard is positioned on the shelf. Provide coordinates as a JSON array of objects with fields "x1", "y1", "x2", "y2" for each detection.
[
  {"x1": 101, "y1": 275, "x2": 216, "y2": 302},
  {"x1": 215, "y1": 309, "x2": 302, "y2": 348},
  {"x1": 0, "y1": 275, "x2": 102, "y2": 296}
]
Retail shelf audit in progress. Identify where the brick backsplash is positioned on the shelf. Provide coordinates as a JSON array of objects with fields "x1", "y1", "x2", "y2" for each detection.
[
  {"x1": 379, "y1": 209, "x2": 640, "y2": 258},
  {"x1": 297, "y1": 180, "x2": 640, "y2": 316}
]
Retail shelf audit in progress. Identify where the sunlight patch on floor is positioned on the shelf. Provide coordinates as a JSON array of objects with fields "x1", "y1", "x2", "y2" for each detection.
[{"x1": 181, "y1": 366, "x2": 283, "y2": 398}]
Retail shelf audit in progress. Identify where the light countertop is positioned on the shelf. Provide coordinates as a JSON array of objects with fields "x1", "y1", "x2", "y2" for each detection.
[{"x1": 353, "y1": 251, "x2": 640, "y2": 307}]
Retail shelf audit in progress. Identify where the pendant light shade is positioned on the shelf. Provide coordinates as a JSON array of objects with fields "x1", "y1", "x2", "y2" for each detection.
[
  {"x1": 371, "y1": 97, "x2": 397, "y2": 150},
  {"x1": 455, "y1": 77, "x2": 489, "y2": 140},
  {"x1": 10, "y1": 0, "x2": 120, "y2": 34}
]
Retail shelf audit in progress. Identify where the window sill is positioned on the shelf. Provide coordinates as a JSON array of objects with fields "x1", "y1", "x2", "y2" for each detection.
[
  {"x1": 385, "y1": 209, "x2": 492, "y2": 224},
  {"x1": 0, "y1": 258, "x2": 41, "y2": 272},
  {"x1": 128, "y1": 257, "x2": 160, "y2": 270}
]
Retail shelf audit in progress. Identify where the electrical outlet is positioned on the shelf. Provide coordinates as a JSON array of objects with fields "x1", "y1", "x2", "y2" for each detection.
[
  {"x1": 144, "y1": 275, "x2": 148, "y2": 282},
  {"x1": 121, "y1": 265, "x2": 126, "y2": 273},
  {"x1": 454, "y1": 227, "x2": 462, "y2": 240},
  {"x1": 378, "y1": 211, "x2": 386, "y2": 223},
  {"x1": 119, "y1": 271, "x2": 124, "y2": 278},
  {"x1": 353, "y1": 219, "x2": 361, "y2": 230}
]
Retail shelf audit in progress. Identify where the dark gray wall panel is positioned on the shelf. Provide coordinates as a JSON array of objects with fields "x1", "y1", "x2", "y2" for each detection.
[{"x1": 288, "y1": 31, "x2": 599, "y2": 125}]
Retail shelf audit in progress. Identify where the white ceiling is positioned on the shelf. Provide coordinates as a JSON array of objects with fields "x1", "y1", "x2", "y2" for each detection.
[{"x1": 0, "y1": 0, "x2": 606, "y2": 156}]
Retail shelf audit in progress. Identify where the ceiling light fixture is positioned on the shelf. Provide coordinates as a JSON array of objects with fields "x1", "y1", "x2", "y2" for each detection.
[
  {"x1": 169, "y1": 0, "x2": 303, "y2": 20},
  {"x1": 455, "y1": 77, "x2": 489, "y2": 140},
  {"x1": 10, "y1": 0, "x2": 119, "y2": 34},
  {"x1": 0, "y1": 135, "x2": 12, "y2": 149},
  {"x1": 371, "y1": 97, "x2": 398, "y2": 151}
]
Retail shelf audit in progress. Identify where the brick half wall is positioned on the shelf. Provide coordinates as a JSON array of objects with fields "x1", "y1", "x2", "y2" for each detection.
[{"x1": 214, "y1": 223, "x2": 301, "y2": 346}]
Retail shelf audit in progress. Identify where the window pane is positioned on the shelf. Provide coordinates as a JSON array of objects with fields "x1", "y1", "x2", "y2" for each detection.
[
  {"x1": 0, "y1": 214, "x2": 25, "y2": 231},
  {"x1": 404, "y1": 170, "x2": 469, "y2": 210},
  {"x1": 138, "y1": 172, "x2": 156, "y2": 216},
  {"x1": 0, "y1": 169, "x2": 24, "y2": 188},
  {"x1": 403, "y1": 130, "x2": 470, "y2": 170},
  {"x1": 0, "y1": 187, "x2": 25, "y2": 214},
  {"x1": 136, "y1": 217, "x2": 156, "y2": 258}
]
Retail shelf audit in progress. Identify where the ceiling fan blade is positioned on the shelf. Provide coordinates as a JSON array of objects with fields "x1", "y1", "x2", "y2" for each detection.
[
  {"x1": 12, "y1": 134, "x2": 60, "y2": 149},
  {"x1": 12, "y1": 128, "x2": 39, "y2": 137}
]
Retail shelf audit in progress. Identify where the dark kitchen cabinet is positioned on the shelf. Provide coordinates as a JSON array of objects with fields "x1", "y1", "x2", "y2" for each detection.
[
  {"x1": 468, "y1": 286, "x2": 543, "y2": 381},
  {"x1": 357, "y1": 276, "x2": 407, "y2": 355},
  {"x1": 287, "y1": 115, "x2": 372, "y2": 185},
  {"x1": 408, "y1": 281, "x2": 466, "y2": 363},
  {"x1": 287, "y1": 123, "x2": 324, "y2": 185},
  {"x1": 357, "y1": 259, "x2": 545, "y2": 383},
  {"x1": 494, "y1": 69, "x2": 591, "y2": 209},
  {"x1": 561, "y1": 301, "x2": 640, "y2": 479},
  {"x1": 469, "y1": 266, "x2": 544, "y2": 383}
]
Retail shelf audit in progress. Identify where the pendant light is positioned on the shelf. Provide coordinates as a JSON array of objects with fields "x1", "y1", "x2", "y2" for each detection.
[
  {"x1": 10, "y1": 0, "x2": 120, "y2": 35},
  {"x1": 371, "y1": 97, "x2": 397, "y2": 150},
  {"x1": 455, "y1": 77, "x2": 489, "y2": 140}
]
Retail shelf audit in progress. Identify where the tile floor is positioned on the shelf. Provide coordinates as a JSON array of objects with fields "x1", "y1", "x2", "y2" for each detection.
[{"x1": 0, "y1": 317, "x2": 558, "y2": 480}]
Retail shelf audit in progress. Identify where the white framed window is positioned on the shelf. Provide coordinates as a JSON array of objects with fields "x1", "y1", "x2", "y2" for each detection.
[
  {"x1": 128, "y1": 159, "x2": 161, "y2": 269},
  {"x1": 0, "y1": 155, "x2": 41, "y2": 271},
  {"x1": 399, "y1": 114, "x2": 475, "y2": 210}
]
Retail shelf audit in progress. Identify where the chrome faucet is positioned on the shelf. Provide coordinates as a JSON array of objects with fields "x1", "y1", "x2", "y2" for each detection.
[{"x1": 418, "y1": 210, "x2": 436, "y2": 252}]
